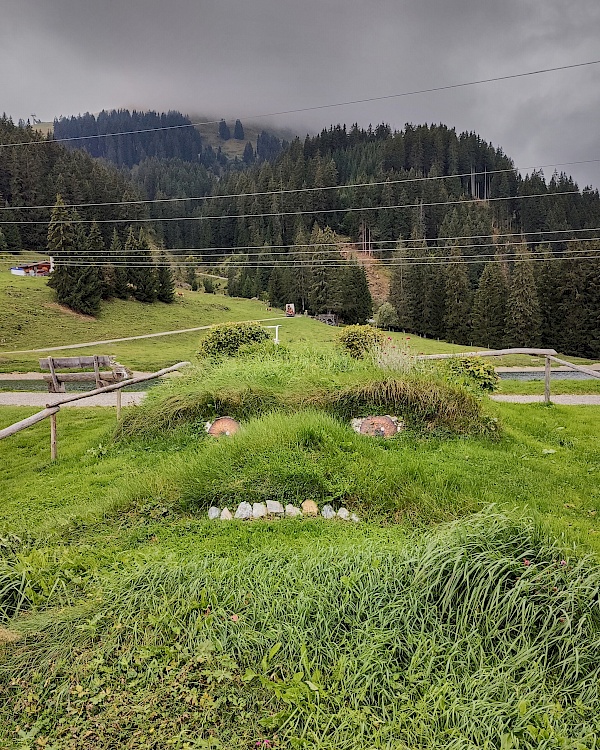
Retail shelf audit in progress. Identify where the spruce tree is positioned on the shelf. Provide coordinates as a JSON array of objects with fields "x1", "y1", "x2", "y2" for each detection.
[
  {"x1": 110, "y1": 230, "x2": 129, "y2": 299},
  {"x1": 68, "y1": 224, "x2": 103, "y2": 316},
  {"x1": 88, "y1": 221, "x2": 113, "y2": 299},
  {"x1": 471, "y1": 260, "x2": 507, "y2": 348},
  {"x1": 233, "y1": 119, "x2": 245, "y2": 140},
  {"x1": 0, "y1": 228, "x2": 8, "y2": 255},
  {"x1": 47, "y1": 195, "x2": 77, "y2": 308},
  {"x1": 505, "y1": 246, "x2": 542, "y2": 347},
  {"x1": 218, "y1": 120, "x2": 231, "y2": 140},
  {"x1": 156, "y1": 253, "x2": 175, "y2": 303},
  {"x1": 126, "y1": 228, "x2": 157, "y2": 303},
  {"x1": 443, "y1": 248, "x2": 472, "y2": 344}
]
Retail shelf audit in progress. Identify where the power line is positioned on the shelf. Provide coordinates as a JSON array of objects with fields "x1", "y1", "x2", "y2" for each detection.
[
  {"x1": 51, "y1": 247, "x2": 600, "y2": 269},
  {"x1": 2, "y1": 58, "x2": 600, "y2": 149},
  {"x1": 17, "y1": 235, "x2": 600, "y2": 263},
  {"x1": 0, "y1": 189, "x2": 584, "y2": 225},
  {"x1": 1, "y1": 159, "x2": 598, "y2": 213}
]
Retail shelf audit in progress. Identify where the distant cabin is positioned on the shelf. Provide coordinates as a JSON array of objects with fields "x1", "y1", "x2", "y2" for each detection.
[
  {"x1": 10, "y1": 260, "x2": 52, "y2": 277},
  {"x1": 315, "y1": 313, "x2": 338, "y2": 326}
]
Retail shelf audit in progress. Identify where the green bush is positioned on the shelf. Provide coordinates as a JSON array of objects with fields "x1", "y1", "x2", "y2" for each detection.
[
  {"x1": 337, "y1": 325, "x2": 385, "y2": 359},
  {"x1": 442, "y1": 356, "x2": 500, "y2": 393},
  {"x1": 198, "y1": 321, "x2": 269, "y2": 358}
]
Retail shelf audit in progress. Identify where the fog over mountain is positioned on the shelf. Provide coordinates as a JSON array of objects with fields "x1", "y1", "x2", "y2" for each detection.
[{"x1": 2, "y1": 0, "x2": 600, "y2": 187}]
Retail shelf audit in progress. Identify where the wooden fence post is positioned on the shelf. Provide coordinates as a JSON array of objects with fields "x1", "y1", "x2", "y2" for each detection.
[
  {"x1": 50, "y1": 411, "x2": 58, "y2": 461},
  {"x1": 544, "y1": 356, "x2": 551, "y2": 404},
  {"x1": 116, "y1": 389, "x2": 122, "y2": 421}
]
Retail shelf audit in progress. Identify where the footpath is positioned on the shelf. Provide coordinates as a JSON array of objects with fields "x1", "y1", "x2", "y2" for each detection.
[{"x1": 1, "y1": 393, "x2": 599, "y2": 408}]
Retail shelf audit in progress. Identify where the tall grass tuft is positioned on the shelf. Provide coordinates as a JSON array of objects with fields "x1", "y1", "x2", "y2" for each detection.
[
  {"x1": 2, "y1": 512, "x2": 599, "y2": 748},
  {"x1": 118, "y1": 346, "x2": 494, "y2": 439}
]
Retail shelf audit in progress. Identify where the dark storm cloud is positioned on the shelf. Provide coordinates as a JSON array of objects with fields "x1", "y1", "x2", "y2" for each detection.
[{"x1": 2, "y1": 0, "x2": 600, "y2": 186}]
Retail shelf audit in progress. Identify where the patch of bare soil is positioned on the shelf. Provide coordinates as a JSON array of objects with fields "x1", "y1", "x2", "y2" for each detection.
[
  {"x1": 340, "y1": 244, "x2": 390, "y2": 306},
  {"x1": 44, "y1": 302, "x2": 96, "y2": 321},
  {"x1": 0, "y1": 627, "x2": 21, "y2": 644}
]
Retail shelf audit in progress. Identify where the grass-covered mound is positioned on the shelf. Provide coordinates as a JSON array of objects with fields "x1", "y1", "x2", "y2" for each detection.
[
  {"x1": 118, "y1": 346, "x2": 495, "y2": 439},
  {"x1": 175, "y1": 410, "x2": 479, "y2": 518},
  {"x1": 2, "y1": 513, "x2": 599, "y2": 749}
]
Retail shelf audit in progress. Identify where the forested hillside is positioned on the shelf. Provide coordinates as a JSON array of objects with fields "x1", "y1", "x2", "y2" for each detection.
[
  {"x1": 0, "y1": 115, "x2": 145, "y2": 251},
  {"x1": 1, "y1": 115, "x2": 599, "y2": 355},
  {"x1": 53, "y1": 110, "x2": 288, "y2": 172}
]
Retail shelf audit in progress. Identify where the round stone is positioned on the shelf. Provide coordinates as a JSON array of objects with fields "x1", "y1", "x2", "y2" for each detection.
[
  {"x1": 358, "y1": 415, "x2": 399, "y2": 438},
  {"x1": 206, "y1": 417, "x2": 241, "y2": 436}
]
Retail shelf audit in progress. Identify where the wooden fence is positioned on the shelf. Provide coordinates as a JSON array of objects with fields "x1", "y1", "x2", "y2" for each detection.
[
  {"x1": 417, "y1": 348, "x2": 600, "y2": 402},
  {"x1": 0, "y1": 361, "x2": 189, "y2": 461}
]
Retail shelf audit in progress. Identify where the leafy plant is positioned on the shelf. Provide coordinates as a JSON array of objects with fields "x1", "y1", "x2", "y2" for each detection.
[
  {"x1": 442, "y1": 356, "x2": 500, "y2": 393},
  {"x1": 198, "y1": 322, "x2": 270, "y2": 358},
  {"x1": 336, "y1": 325, "x2": 384, "y2": 359}
]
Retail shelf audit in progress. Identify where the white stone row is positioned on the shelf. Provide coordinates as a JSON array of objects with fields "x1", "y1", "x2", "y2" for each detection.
[{"x1": 207, "y1": 500, "x2": 359, "y2": 522}]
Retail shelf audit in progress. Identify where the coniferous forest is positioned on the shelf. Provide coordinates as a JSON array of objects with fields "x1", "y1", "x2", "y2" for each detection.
[{"x1": 1, "y1": 114, "x2": 599, "y2": 355}]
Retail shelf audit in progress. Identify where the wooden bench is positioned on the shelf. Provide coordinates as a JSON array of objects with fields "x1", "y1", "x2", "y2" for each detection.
[{"x1": 39, "y1": 355, "x2": 132, "y2": 393}]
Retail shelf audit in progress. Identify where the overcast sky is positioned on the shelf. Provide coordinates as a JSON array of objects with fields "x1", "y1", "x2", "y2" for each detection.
[{"x1": 2, "y1": 0, "x2": 600, "y2": 187}]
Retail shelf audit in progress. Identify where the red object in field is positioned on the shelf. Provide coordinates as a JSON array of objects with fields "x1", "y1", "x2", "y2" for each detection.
[
  {"x1": 207, "y1": 417, "x2": 241, "y2": 436},
  {"x1": 359, "y1": 416, "x2": 399, "y2": 438},
  {"x1": 285, "y1": 303, "x2": 295, "y2": 317}
]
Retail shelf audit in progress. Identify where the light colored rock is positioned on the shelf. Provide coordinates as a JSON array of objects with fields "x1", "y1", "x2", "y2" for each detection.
[
  {"x1": 321, "y1": 504, "x2": 336, "y2": 519},
  {"x1": 252, "y1": 502, "x2": 267, "y2": 519},
  {"x1": 350, "y1": 513, "x2": 360, "y2": 523},
  {"x1": 220, "y1": 508, "x2": 233, "y2": 520},
  {"x1": 337, "y1": 507, "x2": 350, "y2": 521},
  {"x1": 266, "y1": 500, "x2": 285, "y2": 516},
  {"x1": 301, "y1": 500, "x2": 319, "y2": 516},
  {"x1": 285, "y1": 504, "x2": 302, "y2": 518},
  {"x1": 208, "y1": 506, "x2": 220, "y2": 520},
  {"x1": 234, "y1": 502, "x2": 253, "y2": 520}
]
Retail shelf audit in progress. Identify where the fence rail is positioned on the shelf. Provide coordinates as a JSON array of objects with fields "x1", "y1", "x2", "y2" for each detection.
[
  {"x1": 0, "y1": 361, "x2": 190, "y2": 460},
  {"x1": 416, "y1": 348, "x2": 600, "y2": 403}
]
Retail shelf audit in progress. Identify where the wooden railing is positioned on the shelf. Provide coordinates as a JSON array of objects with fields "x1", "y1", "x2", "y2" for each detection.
[
  {"x1": 417, "y1": 348, "x2": 600, "y2": 402},
  {"x1": 0, "y1": 361, "x2": 189, "y2": 461}
]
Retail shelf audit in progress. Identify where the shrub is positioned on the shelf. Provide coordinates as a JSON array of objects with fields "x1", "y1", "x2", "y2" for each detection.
[
  {"x1": 337, "y1": 325, "x2": 385, "y2": 359},
  {"x1": 202, "y1": 276, "x2": 216, "y2": 293},
  {"x1": 442, "y1": 356, "x2": 500, "y2": 393},
  {"x1": 198, "y1": 322, "x2": 270, "y2": 358}
]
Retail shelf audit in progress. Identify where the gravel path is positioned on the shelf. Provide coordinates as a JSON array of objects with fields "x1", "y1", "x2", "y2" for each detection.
[
  {"x1": 491, "y1": 395, "x2": 600, "y2": 405},
  {"x1": 0, "y1": 392, "x2": 146, "y2": 407},
  {"x1": 2, "y1": 393, "x2": 599, "y2": 408}
]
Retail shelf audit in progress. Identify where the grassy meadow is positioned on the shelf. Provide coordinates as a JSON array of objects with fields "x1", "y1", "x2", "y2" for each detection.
[
  {"x1": 1, "y1": 271, "x2": 600, "y2": 748},
  {"x1": 1, "y1": 336, "x2": 600, "y2": 748}
]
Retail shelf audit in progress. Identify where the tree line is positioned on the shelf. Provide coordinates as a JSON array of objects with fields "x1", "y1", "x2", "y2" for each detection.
[
  {"x1": 47, "y1": 196, "x2": 175, "y2": 316},
  {"x1": 226, "y1": 224, "x2": 372, "y2": 324}
]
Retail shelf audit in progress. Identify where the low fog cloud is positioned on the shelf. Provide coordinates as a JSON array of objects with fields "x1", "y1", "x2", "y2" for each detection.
[{"x1": 2, "y1": 0, "x2": 600, "y2": 186}]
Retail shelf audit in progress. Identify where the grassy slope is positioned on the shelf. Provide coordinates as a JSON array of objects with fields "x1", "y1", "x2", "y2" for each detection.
[{"x1": 3, "y1": 274, "x2": 598, "y2": 381}]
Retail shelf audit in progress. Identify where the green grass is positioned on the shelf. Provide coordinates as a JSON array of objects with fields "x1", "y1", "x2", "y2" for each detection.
[
  {"x1": 118, "y1": 347, "x2": 491, "y2": 439},
  {"x1": 1, "y1": 327, "x2": 600, "y2": 747}
]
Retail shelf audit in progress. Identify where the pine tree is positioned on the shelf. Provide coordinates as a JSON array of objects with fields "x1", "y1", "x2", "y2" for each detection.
[
  {"x1": 234, "y1": 119, "x2": 245, "y2": 140},
  {"x1": 110, "y1": 230, "x2": 129, "y2": 299},
  {"x1": 243, "y1": 142, "x2": 255, "y2": 164},
  {"x1": 534, "y1": 246, "x2": 562, "y2": 347},
  {"x1": 0, "y1": 228, "x2": 8, "y2": 255},
  {"x1": 47, "y1": 195, "x2": 77, "y2": 308},
  {"x1": 156, "y1": 253, "x2": 175, "y2": 303},
  {"x1": 218, "y1": 120, "x2": 231, "y2": 140},
  {"x1": 186, "y1": 266, "x2": 199, "y2": 291},
  {"x1": 127, "y1": 228, "x2": 157, "y2": 303},
  {"x1": 88, "y1": 221, "x2": 113, "y2": 299},
  {"x1": 443, "y1": 248, "x2": 472, "y2": 344},
  {"x1": 68, "y1": 224, "x2": 103, "y2": 316},
  {"x1": 471, "y1": 260, "x2": 507, "y2": 348},
  {"x1": 505, "y1": 246, "x2": 542, "y2": 347}
]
